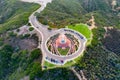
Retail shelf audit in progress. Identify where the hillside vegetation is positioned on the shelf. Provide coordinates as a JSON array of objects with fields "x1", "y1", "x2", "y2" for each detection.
[
  {"x1": 0, "y1": 0, "x2": 40, "y2": 34},
  {"x1": 0, "y1": 0, "x2": 42, "y2": 80},
  {"x1": 37, "y1": 0, "x2": 120, "y2": 28}
]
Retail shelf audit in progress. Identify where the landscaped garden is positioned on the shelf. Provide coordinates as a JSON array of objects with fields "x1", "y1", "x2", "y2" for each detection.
[{"x1": 58, "y1": 48, "x2": 69, "y2": 56}]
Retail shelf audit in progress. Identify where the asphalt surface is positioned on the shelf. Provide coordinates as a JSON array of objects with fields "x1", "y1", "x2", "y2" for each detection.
[{"x1": 29, "y1": 1, "x2": 87, "y2": 65}]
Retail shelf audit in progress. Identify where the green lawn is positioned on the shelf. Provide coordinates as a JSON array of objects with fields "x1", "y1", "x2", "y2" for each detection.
[
  {"x1": 58, "y1": 48, "x2": 69, "y2": 55},
  {"x1": 68, "y1": 23, "x2": 92, "y2": 39},
  {"x1": 68, "y1": 23, "x2": 93, "y2": 44},
  {"x1": 44, "y1": 61, "x2": 56, "y2": 68}
]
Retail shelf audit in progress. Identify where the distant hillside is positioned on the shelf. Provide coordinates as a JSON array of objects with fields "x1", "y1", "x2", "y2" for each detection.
[
  {"x1": 79, "y1": 0, "x2": 111, "y2": 12},
  {"x1": 0, "y1": 0, "x2": 39, "y2": 34},
  {"x1": 37, "y1": 0, "x2": 120, "y2": 28}
]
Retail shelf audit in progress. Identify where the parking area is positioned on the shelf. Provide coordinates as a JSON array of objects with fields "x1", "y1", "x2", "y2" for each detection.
[{"x1": 45, "y1": 56, "x2": 64, "y2": 65}]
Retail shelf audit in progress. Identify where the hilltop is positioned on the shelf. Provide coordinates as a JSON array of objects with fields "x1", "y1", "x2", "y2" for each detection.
[{"x1": 0, "y1": 0, "x2": 120, "y2": 80}]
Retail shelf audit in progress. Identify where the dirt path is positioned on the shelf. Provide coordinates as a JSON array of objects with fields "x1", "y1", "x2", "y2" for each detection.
[
  {"x1": 70, "y1": 67, "x2": 87, "y2": 80},
  {"x1": 111, "y1": 0, "x2": 117, "y2": 11},
  {"x1": 88, "y1": 15, "x2": 96, "y2": 30},
  {"x1": 70, "y1": 67, "x2": 82, "y2": 80}
]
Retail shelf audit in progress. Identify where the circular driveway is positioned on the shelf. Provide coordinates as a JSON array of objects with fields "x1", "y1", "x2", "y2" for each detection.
[
  {"x1": 28, "y1": 0, "x2": 87, "y2": 65},
  {"x1": 44, "y1": 28, "x2": 87, "y2": 65}
]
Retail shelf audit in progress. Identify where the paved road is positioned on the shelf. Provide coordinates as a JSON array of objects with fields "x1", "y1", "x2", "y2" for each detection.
[{"x1": 28, "y1": 1, "x2": 87, "y2": 65}]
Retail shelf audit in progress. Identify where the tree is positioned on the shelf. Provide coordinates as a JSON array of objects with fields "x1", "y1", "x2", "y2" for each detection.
[
  {"x1": 30, "y1": 48, "x2": 42, "y2": 61},
  {"x1": 0, "y1": 45, "x2": 13, "y2": 78},
  {"x1": 26, "y1": 62, "x2": 42, "y2": 80},
  {"x1": 29, "y1": 27, "x2": 34, "y2": 31}
]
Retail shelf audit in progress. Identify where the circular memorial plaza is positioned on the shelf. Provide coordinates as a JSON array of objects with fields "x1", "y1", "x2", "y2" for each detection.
[
  {"x1": 47, "y1": 33, "x2": 80, "y2": 56},
  {"x1": 44, "y1": 28, "x2": 87, "y2": 65}
]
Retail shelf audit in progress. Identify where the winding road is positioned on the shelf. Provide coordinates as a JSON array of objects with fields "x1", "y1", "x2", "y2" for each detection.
[{"x1": 21, "y1": 0, "x2": 87, "y2": 65}]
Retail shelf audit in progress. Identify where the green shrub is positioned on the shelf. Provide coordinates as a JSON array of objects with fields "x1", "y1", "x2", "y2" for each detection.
[
  {"x1": 8, "y1": 31, "x2": 17, "y2": 37},
  {"x1": 30, "y1": 48, "x2": 42, "y2": 61},
  {"x1": 29, "y1": 27, "x2": 34, "y2": 31},
  {"x1": 48, "y1": 27, "x2": 52, "y2": 30},
  {"x1": 26, "y1": 62, "x2": 42, "y2": 80},
  {"x1": 19, "y1": 34, "x2": 30, "y2": 39}
]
